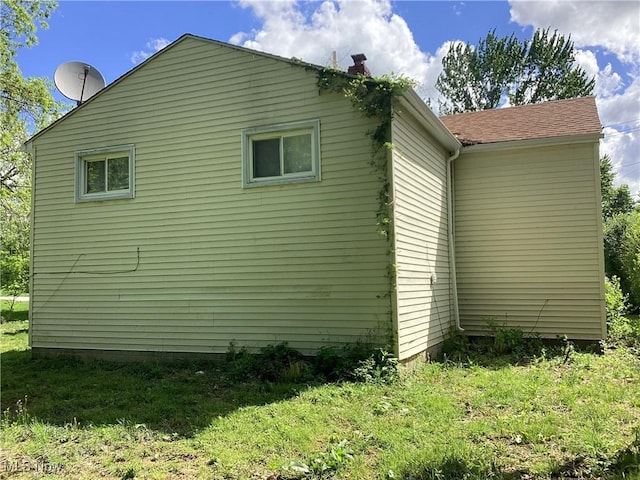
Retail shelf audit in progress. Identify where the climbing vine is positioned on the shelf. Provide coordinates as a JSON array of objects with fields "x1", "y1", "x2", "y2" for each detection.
[
  {"x1": 316, "y1": 68, "x2": 414, "y2": 240},
  {"x1": 316, "y1": 68, "x2": 414, "y2": 346}
]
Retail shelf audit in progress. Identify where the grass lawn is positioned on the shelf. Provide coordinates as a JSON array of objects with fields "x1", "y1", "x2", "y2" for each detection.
[
  {"x1": 1, "y1": 299, "x2": 29, "y2": 322},
  {"x1": 1, "y1": 311, "x2": 639, "y2": 479}
]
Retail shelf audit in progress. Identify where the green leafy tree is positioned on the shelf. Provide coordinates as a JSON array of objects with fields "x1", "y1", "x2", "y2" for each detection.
[
  {"x1": 437, "y1": 28, "x2": 595, "y2": 114},
  {"x1": 601, "y1": 155, "x2": 636, "y2": 221},
  {"x1": 604, "y1": 213, "x2": 639, "y2": 311},
  {"x1": 1, "y1": 0, "x2": 63, "y2": 297},
  {"x1": 601, "y1": 155, "x2": 640, "y2": 311}
]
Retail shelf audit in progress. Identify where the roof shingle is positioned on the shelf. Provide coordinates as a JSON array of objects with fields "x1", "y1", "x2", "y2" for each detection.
[{"x1": 439, "y1": 96, "x2": 602, "y2": 145}]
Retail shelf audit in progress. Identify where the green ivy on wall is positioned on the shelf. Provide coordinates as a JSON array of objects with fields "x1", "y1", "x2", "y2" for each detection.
[
  {"x1": 316, "y1": 67, "x2": 415, "y2": 346},
  {"x1": 316, "y1": 68, "x2": 414, "y2": 239}
]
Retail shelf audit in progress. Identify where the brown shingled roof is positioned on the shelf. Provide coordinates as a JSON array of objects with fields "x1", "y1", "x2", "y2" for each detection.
[{"x1": 439, "y1": 96, "x2": 602, "y2": 146}]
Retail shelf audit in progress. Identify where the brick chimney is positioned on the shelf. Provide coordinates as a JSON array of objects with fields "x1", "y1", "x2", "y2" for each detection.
[{"x1": 348, "y1": 53, "x2": 372, "y2": 77}]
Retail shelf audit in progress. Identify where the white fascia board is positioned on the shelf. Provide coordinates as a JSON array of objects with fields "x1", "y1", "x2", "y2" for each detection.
[
  {"x1": 460, "y1": 133, "x2": 604, "y2": 154},
  {"x1": 397, "y1": 90, "x2": 461, "y2": 153}
]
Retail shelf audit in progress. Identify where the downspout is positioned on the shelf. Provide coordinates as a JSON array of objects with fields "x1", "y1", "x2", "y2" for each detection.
[{"x1": 447, "y1": 148, "x2": 464, "y2": 331}]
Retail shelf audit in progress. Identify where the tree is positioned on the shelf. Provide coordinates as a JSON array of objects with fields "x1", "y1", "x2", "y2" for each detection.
[
  {"x1": 601, "y1": 155, "x2": 636, "y2": 221},
  {"x1": 601, "y1": 155, "x2": 640, "y2": 312},
  {"x1": 604, "y1": 210, "x2": 640, "y2": 312},
  {"x1": 437, "y1": 28, "x2": 595, "y2": 114},
  {"x1": 1, "y1": 0, "x2": 63, "y2": 297}
]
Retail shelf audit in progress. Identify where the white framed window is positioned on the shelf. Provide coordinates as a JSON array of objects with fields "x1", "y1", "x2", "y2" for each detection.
[
  {"x1": 75, "y1": 145, "x2": 135, "y2": 202},
  {"x1": 242, "y1": 119, "x2": 321, "y2": 188}
]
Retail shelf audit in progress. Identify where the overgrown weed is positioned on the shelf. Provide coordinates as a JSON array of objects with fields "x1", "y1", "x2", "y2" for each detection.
[
  {"x1": 224, "y1": 341, "x2": 400, "y2": 385},
  {"x1": 283, "y1": 439, "x2": 354, "y2": 479},
  {"x1": 439, "y1": 325, "x2": 552, "y2": 367}
]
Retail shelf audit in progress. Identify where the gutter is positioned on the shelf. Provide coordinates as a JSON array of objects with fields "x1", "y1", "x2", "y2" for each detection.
[{"x1": 447, "y1": 148, "x2": 463, "y2": 331}]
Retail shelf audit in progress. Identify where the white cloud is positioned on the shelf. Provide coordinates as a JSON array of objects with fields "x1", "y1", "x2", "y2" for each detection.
[
  {"x1": 230, "y1": 0, "x2": 448, "y2": 103},
  {"x1": 510, "y1": 0, "x2": 640, "y2": 193},
  {"x1": 599, "y1": 76, "x2": 640, "y2": 195},
  {"x1": 574, "y1": 49, "x2": 623, "y2": 98},
  {"x1": 131, "y1": 37, "x2": 171, "y2": 64},
  {"x1": 509, "y1": 1, "x2": 640, "y2": 65}
]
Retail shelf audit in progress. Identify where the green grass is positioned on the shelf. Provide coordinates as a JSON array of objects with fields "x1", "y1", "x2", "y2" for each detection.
[
  {"x1": 1, "y1": 322, "x2": 639, "y2": 479},
  {"x1": 1, "y1": 300, "x2": 29, "y2": 353},
  {"x1": 1, "y1": 299, "x2": 29, "y2": 322}
]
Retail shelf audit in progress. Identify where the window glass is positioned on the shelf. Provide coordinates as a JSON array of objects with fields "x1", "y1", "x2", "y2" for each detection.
[
  {"x1": 283, "y1": 133, "x2": 312, "y2": 174},
  {"x1": 86, "y1": 160, "x2": 106, "y2": 194},
  {"x1": 107, "y1": 156, "x2": 130, "y2": 191},
  {"x1": 76, "y1": 145, "x2": 134, "y2": 202},
  {"x1": 242, "y1": 120, "x2": 319, "y2": 187},
  {"x1": 253, "y1": 138, "x2": 280, "y2": 178}
]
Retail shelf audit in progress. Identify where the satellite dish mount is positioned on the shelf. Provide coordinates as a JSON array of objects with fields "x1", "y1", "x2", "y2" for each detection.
[{"x1": 55, "y1": 61, "x2": 105, "y2": 105}]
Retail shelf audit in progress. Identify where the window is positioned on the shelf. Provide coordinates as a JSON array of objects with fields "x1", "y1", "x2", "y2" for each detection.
[
  {"x1": 75, "y1": 145, "x2": 135, "y2": 202},
  {"x1": 242, "y1": 120, "x2": 320, "y2": 187}
]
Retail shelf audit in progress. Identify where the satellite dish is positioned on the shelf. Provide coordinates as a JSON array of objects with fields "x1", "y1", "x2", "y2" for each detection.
[{"x1": 54, "y1": 61, "x2": 105, "y2": 105}]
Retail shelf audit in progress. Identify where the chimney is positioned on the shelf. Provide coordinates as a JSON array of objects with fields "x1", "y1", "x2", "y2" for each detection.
[{"x1": 348, "y1": 53, "x2": 372, "y2": 77}]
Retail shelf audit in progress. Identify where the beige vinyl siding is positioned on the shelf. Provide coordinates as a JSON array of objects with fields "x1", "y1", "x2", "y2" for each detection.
[
  {"x1": 454, "y1": 142, "x2": 605, "y2": 339},
  {"x1": 30, "y1": 37, "x2": 390, "y2": 355},
  {"x1": 391, "y1": 108, "x2": 452, "y2": 360}
]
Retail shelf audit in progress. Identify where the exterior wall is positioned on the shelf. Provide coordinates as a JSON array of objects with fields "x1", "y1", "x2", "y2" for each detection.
[
  {"x1": 391, "y1": 108, "x2": 453, "y2": 360},
  {"x1": 454, "y1": 141, "x2": 605, "y2": 339},
  {"x1": 29, "y1": 37, "x2": 390, "y2": 355}
]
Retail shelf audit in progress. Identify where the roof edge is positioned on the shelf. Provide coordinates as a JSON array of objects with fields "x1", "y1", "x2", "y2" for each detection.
[
  {"x1": 25, "y1": 34, "x2": 327, "y2": 146},
  {"x1": 459, "y1": 132, "x2": 603, "y2": 153},
  {"x1": 397, "y1": 90, "x2": 461, "y2": 152},
  {"x1": 440, "y1": 95, "x2": 599, "y2": 121}
]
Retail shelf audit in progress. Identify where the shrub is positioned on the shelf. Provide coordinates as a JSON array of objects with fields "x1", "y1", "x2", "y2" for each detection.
[
  {"x1": 487, "y1": 320, "x2": 543, "y2": 358},
  {"x1": 608, "y1": 316, "x2": 640, "y2": 352},
  {"x1": 223, "y1": 342, "x2": 400, "y2": 384},
  {"x1": 605, "y1": 276, "x2": 628, "y2": 322},
  {"x1": 225, "y1": 342, "x2": 313, "y2": 383},
  {"x1": 604, "y1": 210, "x2": 640, "y2": 312},
  {"x1": 314, "y1": 342, "x2": 378, "y2": 381},
  {"x1": 257, "y1": 342, "x2": 309, "y2": 383},
  {"x1": 439, "y1": 321, "x2": 546, "y2": 364},
  {"x1": 351, "y1": 348, "x2": 399, "y2": 384},
  {"x1": 438, "y1": 327, "x2": 470, "y2": 363},
  {"x1": 605, "y1": 276, "x2": 640, "y2": 352},
  {"x1": 0, "y1": 252, "x2": 29, "y2": 298}
]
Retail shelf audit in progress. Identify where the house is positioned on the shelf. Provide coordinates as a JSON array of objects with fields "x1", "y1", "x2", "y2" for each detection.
[
  {"x1": 441, "y1": 99, "x2": 605, "y2": 340},
  {"x1": 25, "y1": 34, "x2": 605, "y2": 362}
]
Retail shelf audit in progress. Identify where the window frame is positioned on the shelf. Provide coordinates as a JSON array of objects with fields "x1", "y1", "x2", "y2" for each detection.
[
  {"x1": 241, "y1": 119, "x2": 321, "y2": 188},
  {"x1": 75, "y1": 144, "x2": 135, "y2": 202}
]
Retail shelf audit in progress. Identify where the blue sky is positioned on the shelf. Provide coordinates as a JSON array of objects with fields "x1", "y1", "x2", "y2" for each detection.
[{"x1": 17, "y1": 1, "x2": 640, "y2": 193}]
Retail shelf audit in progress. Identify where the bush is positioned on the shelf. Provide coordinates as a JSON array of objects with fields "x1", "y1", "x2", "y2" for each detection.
[
  {"x1": 225, "y1": 342, "x2": 312, "y2": 383},
  {"x1": 604, "y1": 210, "x2": 640, "y2": 312},
  {"x1": 0, "y1": 250, "x2": 29, "y2": 298},
  {"x1": 257, "y1": 342, "x2": 309, "y2": 383},
  {"x1": 608, "y1": 315, "x2": 640, "y2": 352},
  {"x1": 439, "y1": 327, "x2": 470, "y2": 363},
  {"x1": 439, "y1": 322, "x2": 546, "y2": 364},
  {"x1": 605, "y1": 276, "x2": 628, "y2": 322},
  {"x1": 351, "y1": 348, "x2": 399, "y2": 384},
  {"x1": 487, "y1": 319, "x2": 543, "y2": 358},
  {"x1": 223, "y1": 342, "x2": 400, "y2": 384},
  {"x1": 313, "y1": 342, "x2": 377, "y2": 381}
]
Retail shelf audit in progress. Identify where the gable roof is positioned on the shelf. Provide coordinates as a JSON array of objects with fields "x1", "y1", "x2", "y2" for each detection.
[
  {"x1": 26, "y1": 34, "x2": 328, "y2": 147},
  {"x1": 439, "y1": 96, "x2": 602, "y2": 146},
  {"x1": 26, "y1": 33, "x2": 460, "y2": 153}
]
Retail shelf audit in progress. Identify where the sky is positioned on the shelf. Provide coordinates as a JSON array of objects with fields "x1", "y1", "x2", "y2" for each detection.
[{"x1": 16, "y1": 0, "x2": 640, "y2": 194}]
